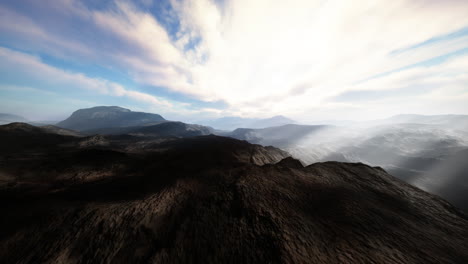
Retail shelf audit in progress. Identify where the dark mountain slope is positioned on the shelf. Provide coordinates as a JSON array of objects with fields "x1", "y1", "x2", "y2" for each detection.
[
  {"x1": 57, "y1": 106, "x2": 165, "y2": 131},
  {"x1": 0, "y1": 123, "x2": 79, "y2": 154},
  {"x1": 0, "y1": 132, "x2": 467, "y2": 263},
  {"x1": 86, "y1": 121, "x2": 213, "y2": 137},
  {"x1": 40, "y1": 125, "x2": 84, "y2": 137}
]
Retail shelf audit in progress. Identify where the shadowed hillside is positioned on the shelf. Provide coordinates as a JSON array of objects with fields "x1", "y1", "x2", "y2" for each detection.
[{"x1": 0, "y1": 123, "x2": 467, "y2": 263}]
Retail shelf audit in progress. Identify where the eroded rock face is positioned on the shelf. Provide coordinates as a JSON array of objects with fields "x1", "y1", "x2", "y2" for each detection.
[{"x1": 0, "y1": 132, "x2": 467, "y2": 263}]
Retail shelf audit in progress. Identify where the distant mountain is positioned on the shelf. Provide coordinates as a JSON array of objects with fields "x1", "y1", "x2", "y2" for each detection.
[
  {"x1": 222, "y1": 124, "x2": 329, "y2": 148},
  {"x1": 1, "y1": 131, "x2": 468, "y2": 262},
  {"x1": 224, "y1": 122, "x2": 468, "y2": 210},
  {"x1": 87, "y1": 121, "x2": 214, "y2": 138},
  {"x1": 249, "y1": 115, "x2": 297, "y2": 129},
  {"x1": 0, "y1": 113, "x2": 28, "y2": 125},
  {"x1": 375, "y1": 114, "x2": 468, "y2": 131},
  {"x1": 200, "y1": 115, "x2": 296, "y2": 130},
  {"x1": 56, "y1": 106, "x2": 165, "y2": 131}
]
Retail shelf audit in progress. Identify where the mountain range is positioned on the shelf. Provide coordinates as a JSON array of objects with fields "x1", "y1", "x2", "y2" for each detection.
[
  {"x1": 224, "y1": 120, "x2": 468, "y2": 211},
  {"x1": 1, "y1": 121, "x2": 467, "y2": 263},
  {"x1": 2, "y1": 106, "x2": 468, "y2": 262},
  {"x1": 376, "y1": 114, "x2": 468, "y2": 131},
  {"x1": 2, "y1": 107, "x2": 468, "y2": 211},
  {"x1": 198, "y1": 115, "x2": 296, "y2": 130}
]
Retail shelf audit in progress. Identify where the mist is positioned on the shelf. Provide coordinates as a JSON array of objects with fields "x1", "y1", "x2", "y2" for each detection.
[{"x1": 224, "y1": 115, "x2": 468, "y2": 210}]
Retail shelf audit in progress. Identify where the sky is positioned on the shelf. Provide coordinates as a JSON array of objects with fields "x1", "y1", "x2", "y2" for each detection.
[{"x1": 0, "y1": 0, "x2": 467, "y2": 123}]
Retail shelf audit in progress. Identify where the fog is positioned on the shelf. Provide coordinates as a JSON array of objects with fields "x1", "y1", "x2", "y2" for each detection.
[{"x1": 225, "y1": 116, "x2": 468, "y2": 210}]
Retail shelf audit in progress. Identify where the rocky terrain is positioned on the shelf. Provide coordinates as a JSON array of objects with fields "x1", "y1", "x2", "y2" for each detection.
[{"x1": 1, "y1": 122, "x2": 468, "y2": 263}]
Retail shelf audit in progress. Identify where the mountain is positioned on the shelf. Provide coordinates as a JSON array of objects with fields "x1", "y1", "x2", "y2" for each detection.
[
  {"x1": 85, "y1": 121, "x2": 214, "y2": 138},
  {"x1": 222, "y1": 124, "x2": 329, "y2": 148},
  {"x1": 375, "y1": 114, "x2": 468, "y2": 131},
  {"x1": 199, "y1": 115, "x2": 296, "y2": 130},
  {"x1": 1, "y1": 128, "x2": 467, "y2": 263},
  {"x1": 249, "y1": 115, "x2": 297, "y2": 129},
  {"x1": 40, "y1": 125, "x2": 84, "y2": 137},
  {"x1": 411, "y1": 148, "x2": 468, "y2": 210},
  {"x1": 56, "y1": 106, "x2": 165, "y2": 131},
  {"x1": 0, "y1": 113, "x2": 28, "y2": 125},
  {"x1": 226, "y1": 123, "x2": 468, "y2": 210},
  {"x1": 0, "y1": 122, "x2": 80, "y2": 154},
  {"x1": 295, "y1": 124, "x2": 468, "y2": 211}
]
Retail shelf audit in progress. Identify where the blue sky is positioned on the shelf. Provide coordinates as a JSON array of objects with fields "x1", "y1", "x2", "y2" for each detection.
[{"x1": 0, "y1": 0, "x2": 467, "y2": 122}]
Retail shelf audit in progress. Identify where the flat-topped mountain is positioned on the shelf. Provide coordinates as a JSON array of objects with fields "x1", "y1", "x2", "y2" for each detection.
[
  {"x1": 56, "y1": 106, "x2": 165, "y2": 131},
  {"x1": 0, "y1": 127, "x2": 467, "y2": 263}
]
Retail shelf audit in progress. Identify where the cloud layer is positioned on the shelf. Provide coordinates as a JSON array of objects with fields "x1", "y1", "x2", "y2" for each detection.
[{"x1": 0, "y1": 0, "x2": 467, "y2": 121}]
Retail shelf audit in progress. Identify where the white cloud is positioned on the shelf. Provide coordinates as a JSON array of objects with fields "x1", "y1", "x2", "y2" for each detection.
[
  {"x1": 1, "y1": 0, "x2": 468, "y2": 120},
  {"x1": 0, "y1": 6, "x2": 92, "y2": 57},
  {"x1": 0, "y1": 47, "x2": 172, "y2": 108},
  {"x1": 105, "y1": 0, "x2": 468, "y2": 118}
]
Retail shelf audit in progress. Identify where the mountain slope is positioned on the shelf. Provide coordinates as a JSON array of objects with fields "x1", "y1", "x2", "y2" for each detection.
[
  {"x1": 40, "y1": 125, "x2": 84, "y2": 137},
  {"x1": 224, "y1": 123, "x2": 468, "y2": 211},
  {"x1": 200, "y1": 115, "x2": 296, "y2": 130},
  {"x1": 223, "y1": 124, "x2": 329, "y2": 147},
  {"x1": 0, "y1": 113, "x2": 28, "y2": 125},
  {"x1": 0, "y1": 122, "x2": 79, "y2": 154},
  {"x1": 57, "y1": 106, "x2": 165, "y2": 131},
  {"x1": 85, "y1": 121, "x2": 214, "y2": 137},
  {"x1": 0, "y1": 132, "x2": 467, "y2": 263}
]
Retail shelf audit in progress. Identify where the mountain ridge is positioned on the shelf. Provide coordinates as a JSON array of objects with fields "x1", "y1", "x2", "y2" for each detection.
[
  {"x1": 199, "y1": 115, "x2": 296, "y2": 130},
  {"x1": 0, "y1": 129, "x2": 467, "y2": 263}
]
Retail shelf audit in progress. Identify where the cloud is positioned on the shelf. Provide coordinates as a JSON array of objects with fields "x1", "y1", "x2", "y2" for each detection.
[
  {"x1": 0, "y1": 47, "x2": 172, "y2": 108},
  {"x1": 1, "y1": 0, "x2": 468, "y2": 120},
  {"x1": 0, "y1": 6, "x2": 92, "y2": 58}
]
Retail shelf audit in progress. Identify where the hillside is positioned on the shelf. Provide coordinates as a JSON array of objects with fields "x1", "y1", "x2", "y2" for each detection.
[
  {"x1": 0, "y1": 126, "x2": 467, "y2": 263},
  {"x1": 223, "y1": 123, "x2": 468, "y2": 211},
  {"x1": 86, "y1": 121, "x2": 214, "y2": 137},
  {"x1": 223, "y1": 124, "x2": 329, "y2": 147}
]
